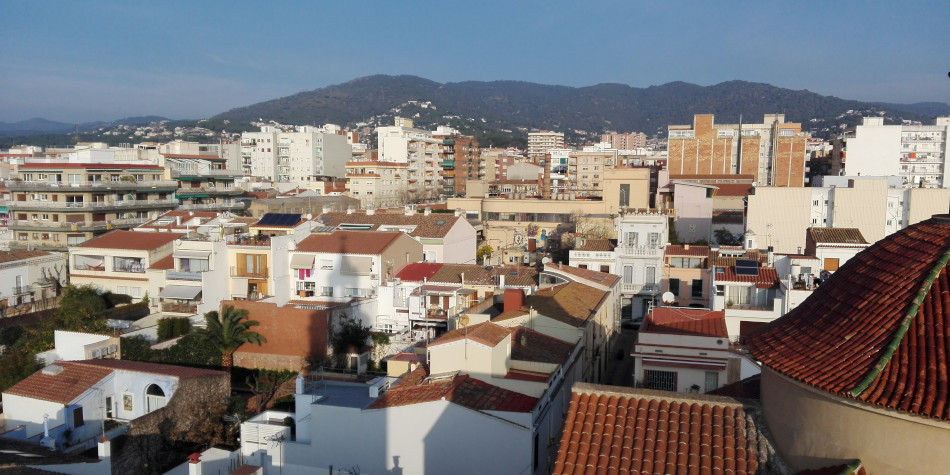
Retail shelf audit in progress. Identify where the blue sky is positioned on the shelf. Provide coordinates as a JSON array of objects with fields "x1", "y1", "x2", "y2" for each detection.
[{"x1": 1, "y1": 0, "x2": 948, "y2": 123}]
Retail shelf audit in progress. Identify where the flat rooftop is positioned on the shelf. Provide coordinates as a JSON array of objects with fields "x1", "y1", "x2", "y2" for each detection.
[{"x1": 302, "y1": 378, "x2": 400, "y2": 409}]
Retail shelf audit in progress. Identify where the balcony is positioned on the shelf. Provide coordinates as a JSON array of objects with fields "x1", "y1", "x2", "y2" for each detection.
[
  {"x1": 7, "y1": 198, "x2": 178, "y2": 212},
  {"x1": 5, "y1": 180, "x2": 178, "y2": 192},
  {"x1": 621, "y1": 283, "x2": 659, "y2": 294},
  {"x1": 74, "y1": 254, "x2": 105, "y2": 272},
  {"x1": 231, "y1": 266, "x2": 268, "y2": 278},
  {"x1": 166, "y1": 270, "x2": 202, "y2": 281},
  {"x1": 176, "y1": 186, "x2": 243, "y2": 197},
  {"x1": 9, "y1": 217, "x2": 149, "y2": 232},
  {"x1": 113, "y1": 257, "x2": 146, "y2": 273},
  {"x1": 171, "y1": 168, "x2": 244, "y2": 178},
  {"x1": 177, "y1": 201, "x2": 246, "y2": 211},
  {"x1": 617, "y1": 245, "x2": 664, "y2": 258}
]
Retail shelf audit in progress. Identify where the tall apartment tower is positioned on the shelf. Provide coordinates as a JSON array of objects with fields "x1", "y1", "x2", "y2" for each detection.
[
  {"x1": 601, "y1": 132, "x2": 647, "y2": 150},
  {"x1": 527, "y1": 131, "x2": 565, "y2": 160},
  {"x1": 667, "y1": 114, "x2": 807, "y2": 186},
  {"x1": 241, "y1": 125, "x2": 351, "y2": 183}
]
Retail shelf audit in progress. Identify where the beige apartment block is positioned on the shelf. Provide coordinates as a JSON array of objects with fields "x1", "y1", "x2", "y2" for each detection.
[{"x1": 8, "y1": 162, "x2": 177, "y2": 250}]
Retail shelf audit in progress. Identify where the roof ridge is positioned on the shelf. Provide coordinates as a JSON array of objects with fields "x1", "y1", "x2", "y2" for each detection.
[{"x1": 848, "y1": 241, "x2": 950, "y2": 396}]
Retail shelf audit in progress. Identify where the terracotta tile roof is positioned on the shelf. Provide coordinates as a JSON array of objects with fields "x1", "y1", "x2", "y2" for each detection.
[
  {"x1": 574, "y1": 238, "x2": 616, "y2": 252},
  {"x1": 4, "y1": 360, "x2": 224, "y2": 404},
  {"x1": 4, "y1": 362, "x2": 114, "y2": 404},
  {"x1": 429, "y1": 322, "x2": 511, "y2": 348},
  {"x1": 367, "y1": 366, "x2": 538, "y2": 412},
  {"x1": 746, "y1": 215, "x2": 950, "y2": 421},
  {"x1": 77, "y1": 230, "x2": 183, "y2": 251},
  {"x1": 317, "y1": 211, "x2": 465, "y2": 238},
  {"x1": 296, "y1": 230, "x2": 403, "y2": 254},
  {"x1": 664, "y1": 244, "x2": 710, "y2": 257},
  {"x1": 710, "y1": 249, "x2": 764, "y2": 267},
  {"x1": 150, "y1": 254, "x2": 174, "y2": 270},
  {"x1": 528, "y1": 282, "x2": 608, "y2": 327},
  {"x1": 641, "y1": 308, "x2": 728, "y2": 338},
  {"x1": 428, "y1": 264, "x2": 538, "y2": 287},
  {"x1": 552, "y1": 383, "x2": 776, "y2": 475},
  {"x1": 807, "y1": 227, "x2": 869, "y2": 245},
  {"x1": 493, "y1": 308, "x2": 529, "y2": 322},
  {"x1": 712, "y1": 183, "x2": 754, "y2": 197},
  {"x1": 714, "y1": 266, "x2": 780, "y2": 288},
  {"x1": 0, "y1": 249, "x2": 52, "y2": 264},
  {"x1": 393, "y1": 262, "x2": 443, "y2": 282},
  {"x1": 510, "y1": 327, "x2": 575, "y2": 365},
  {"x1": 545, "y1": 263, "x2": 620, "y2": 288}
]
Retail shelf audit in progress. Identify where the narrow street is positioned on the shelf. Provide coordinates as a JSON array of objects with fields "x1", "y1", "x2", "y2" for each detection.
[{"x1": 605, "y1": 327, "x2": 637, "y2": 387}]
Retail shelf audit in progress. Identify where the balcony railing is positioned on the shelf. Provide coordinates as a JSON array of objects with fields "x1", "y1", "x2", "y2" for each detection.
[
  {"x1": 231, "y1": 266, "x2": 268, "y2": 278},
  {"x1": 621, "y1": 283, "x2": 659, "y2": 294},
  {"x1": 617, "y1": 245, "x2": 663, "y2": 257},
  {"x1": 9, "y1": 218, "x2": 149, "y2": 231},
  {"x1": 7, "y1": 199, "x2": 177, "y2": 211},
  {"x1": 113, "y1": 264, "x2": 146, "y2": 273},
  {"x1": 5, "y1": 180, "x2": 178, "y2": 191},
  {"x1": 74, "y1": 264, "x2": 105, "y2": 272},
  {"x1": 177, "y1": 202, "x2": 246, "y2": 211},
  {"x1": 166, "y1": 270, "x2": 202, "y2": 281},
  {"x1": 176, "y1": 186, "x2": 243, "y2": 196}
]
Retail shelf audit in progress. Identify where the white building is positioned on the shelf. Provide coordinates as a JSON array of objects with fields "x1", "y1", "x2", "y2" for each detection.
[
  {"x1": 241, "y1": 125, "x2": 351, "y2": 183},
  {"x1": 527, "y1": 131, "x2": 565, "y2": 159},
  {"x1": 615, "y1": 210, "x2": 668, "y2": 319},
  {"x1": 837, "y1": 116, "x2": 950, "y2": 188},
  {"x1": 2, "y1": 360, "x2": 226, "y2": 452},
  {"x1": 35, "y1": 330, "x2": 119, "y2": 365},
  {"x1": 0, "y1": 249, "x2": 66, "y2": 308},
  {"x1": 375, "y1": 120, "x2": 450, "y2": 200}
]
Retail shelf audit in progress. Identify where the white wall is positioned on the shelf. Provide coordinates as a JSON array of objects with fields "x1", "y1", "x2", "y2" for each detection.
[
  {"x1": 53, "y1": 331, "x2": 110, "y2": 361},
  {"x1": 845, "y1": 119, "x2": 902, "y2": 177},
  {"x1": 440, "y1": 219, "x2": 477, "y2": 264}
]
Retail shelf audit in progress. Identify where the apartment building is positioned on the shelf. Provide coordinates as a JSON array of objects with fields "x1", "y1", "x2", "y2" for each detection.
[
  {"x1": 432, "y1": 125, "x2": 479, "y2": 196},
  {"x1": 746, "y1": 176, "x2": 950, "y2": 253},
  {"x1": 662, "y1": 244, "x2": 712, "y2": 308},
  {"x1": 376, "y1": 119, "x2": 449, "y2": 201},
  {"x1": 567, "y1": 150, "x2": 616, "y2": 198},
  {"x1": 69, "y1": 230, "x2": 182, "y2": 300},
  {"x1": 668, "y1": 114, "x2": 808, "y2": 187},
  {"x1": 832, "y1": 116, "x2": 950, "y2": 188},
  {"x1": 344, "y1": 160, "x2": 409, "y2": 208},
  {"x1": 527, "y1": 131, "x2": 565, "y2": 159},
  {"x1": 7, "y1": 162, "x2": 178, "y2": 249},
  {"x1": 241, "y1": 125, "x2": 351, "y2": 183},
  {"x1": 0, "y1": 249, "x2": 67, "y2": 308},
  {"x1": 615, "y1": 210, "x2": 669, "y2": 320},
  {"x1": 600, "y1": 132, "x2": 647, "y2": 150}
]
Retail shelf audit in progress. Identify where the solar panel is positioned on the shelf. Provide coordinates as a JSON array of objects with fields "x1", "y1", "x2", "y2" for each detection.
[
  {"x1": 735, "y1": 259, "x2": 759, "y2": 268},
  {"x1": 258, "y1": 213, "x2": 301, "y2": 226},
  {"x1": 735, "y1": 267, "x2": 760, "y2": 276}
]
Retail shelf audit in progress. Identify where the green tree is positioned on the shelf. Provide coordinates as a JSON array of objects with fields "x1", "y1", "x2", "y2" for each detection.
[
  {"x1": 476, "y1": 245, "x2": 494, "y2": 264},
  {"x1": 330, "y1": 314, "x2": 370, "y2": 364},
  {"x1": 197, "y1": 306, "x2": 266, "y2": 372},
  {"x1": 56, "y1": 285, "x2": 110, "y2": 334}
]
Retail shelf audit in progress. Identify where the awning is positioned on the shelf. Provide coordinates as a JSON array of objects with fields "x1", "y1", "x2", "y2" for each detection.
[
  {"x1": 158, "y1": 285, "x2": 202, "y2": 300},
  {"x1": 290, "y1": 254, "x2": 315, "y2": 269},
  {"x1": 231, "y1": 277, "x2": 249, "y2": 298},
  {"x1": 173, "y1": 250, "x2": 211, "y2": 259},
  {"x1": 341, "y1": 256, "x2": 373, "y2": 275},
  {"x1": 641, "y1": 357, "x2": 726, "y2": 371}
]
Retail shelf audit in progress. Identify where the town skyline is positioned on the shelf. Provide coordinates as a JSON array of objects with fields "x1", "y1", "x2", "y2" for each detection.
[{"x1": 1, "y1": 0, "x2": 948, "y2": 123}]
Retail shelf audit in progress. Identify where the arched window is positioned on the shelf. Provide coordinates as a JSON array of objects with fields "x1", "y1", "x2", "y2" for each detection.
[{"x1": 145, "y1": 384, "x2": 166, "y2": 413}]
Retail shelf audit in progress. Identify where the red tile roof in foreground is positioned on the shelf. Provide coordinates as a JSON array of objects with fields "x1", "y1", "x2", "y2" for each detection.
[
  {"x1": 510, "y1": 327, "x2": 575, "y2": 365},
  {"x1": 77, "y1": 230, "x2": 183, "y2": 251},
  {"x1": 747, "y1": 215, "x2": 950, "y2": 421},
  {"x1": 367, "y1": 366, "x2": 537, "y2": 412},
  {"x1": 5, "y1": 360, "x2": 224, "y2": 404},
  {"x1": 553, "y1": 383, "x2": 776, "y2": 475},
  {"x1": 641, "y1": 307, "x2": 728, "y2": 338}
]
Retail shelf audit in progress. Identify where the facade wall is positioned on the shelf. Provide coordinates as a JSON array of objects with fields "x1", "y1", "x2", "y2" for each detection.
[
  {"x1": 760, "y1": 368, "x2": 950, "y2": 475},
  {"x1": 830, "y1": 179, "x2": 889, "y2": 244},
  {"x1": 228, "y1": 300, "x2": 330, "y2": 371},
  {"x1": 746, "y1": 187, "x2": 814, "y2": 254},
  {"x1": 440, "y1": 219, "x2": 477, "y2": 264}
]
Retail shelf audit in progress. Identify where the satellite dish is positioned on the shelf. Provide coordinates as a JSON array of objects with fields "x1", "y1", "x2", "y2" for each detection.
[
  {"x1": 661, "y1": 292, "x2": 675, "y2": 304},
  {"x1": 458, "y1": 314, "x2": 470, "y2": 327}
]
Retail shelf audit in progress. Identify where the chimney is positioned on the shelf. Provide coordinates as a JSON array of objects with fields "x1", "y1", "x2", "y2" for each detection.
[
  {"x1": 503, "y1": 288, "x2": 524, "y2": 313},
  {"x1": 424, "y1": 207, "x2": 431, "y2": 216},
  {"x1": 346, "y1": 206, "x2": 355, "y2": 215},
  {"x1": 405, "y1": 205, "x2": 414, "y2": 216},
  {"x1": 460, "y1": 272, "x2": 465, "y2": 286},
  {"x1": 366, "y1": 208, "x2": 375, "y2": 215},
  {"x1": 454, "y1": 208, "x2": 462, "y2": 217},
  {"x1": 187, "y1": 452, "x2": 203, "y2": 475},
  {"x1": 684, "y1": 243, "x2": 690, "y2": 251},
  {"x1": 176, "y1": 216, "x2": 182, "y2": 226},
  {"x1": 98, "y1": 438, "x2": 112, "y2": 468}
]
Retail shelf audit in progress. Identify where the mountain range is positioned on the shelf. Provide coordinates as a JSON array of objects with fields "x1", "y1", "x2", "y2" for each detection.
[
  {"x1": 213, "y1": 75, "x2": 950, "y2": 138},
  {"x1": 5, "y1": 76, "x2": 950, "y2": 143}
]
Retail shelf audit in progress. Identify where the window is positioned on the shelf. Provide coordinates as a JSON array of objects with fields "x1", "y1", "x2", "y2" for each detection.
[
  {"x1": 117, "y1": 285, "x2": 129, "y2": 295},
  {"x1": 644, "y1": 370, "x2": 677, "y2": 391},
  {"x1": 600, "y1": 265, "x2": 610, "y2": 273},
  {"x1": 623, "y1": 266, "x2": 633, "y2": 284},
  {"x1": 320, "y1": 259, "x2": 333, "y2": 270},
  {"x1": 72, "y1": 407, "x2": 84, "y2": 428},
  {"x1": 669, "y1": 278, "x2": 680, "y2": 297},
  {"x1": 824, "y1": 258, "x2": 839, "y2": 271},
  {"x1": 321, "y1": 286, "x2": 334, "y2": 297},
  {"x1": 670, "y1": 257, "x2": 702, "y2": 268},
  {"x1": 131, "y1": 287, "x2": 142, "y2": 298},
  {"x1": 626, "y1": 232, "x2": 638, "y2": 247},
  {"x1": 578, "y1": 264, "x2": 588, "y2": 270},
  {"x1": 645, "y1": 266, "x2": 656, "y2": 284},
  {"x1": 691, "y1": 279, "x2": 703, "y2": 298},
  {"x1": 648, "y1": 233, "x2": 660, "y2": 248},
  {"x1": 105, "y1": 396, "x2": 113, "y2": 419}
]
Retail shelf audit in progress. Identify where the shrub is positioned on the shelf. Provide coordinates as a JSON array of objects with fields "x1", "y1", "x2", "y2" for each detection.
[{"x1": 157, "y1": 318, "x2": 191, "y2": 341}]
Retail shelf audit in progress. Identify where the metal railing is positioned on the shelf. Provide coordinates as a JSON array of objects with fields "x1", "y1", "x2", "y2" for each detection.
[
  {"x1": 7, "y1": 199, "x2": 177, "y2": 211},
  {"x1": 5, "y1": 180, "x2": 178, "y2": 190}
]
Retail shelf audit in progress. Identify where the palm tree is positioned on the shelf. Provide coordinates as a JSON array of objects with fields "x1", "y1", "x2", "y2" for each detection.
[{"x1": 199, "y1": 305, "x2": 266, "y2": 372}]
